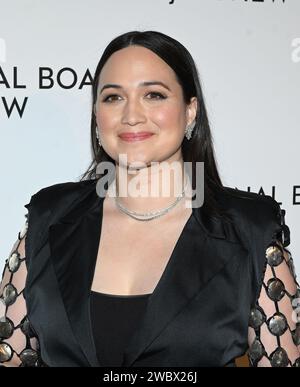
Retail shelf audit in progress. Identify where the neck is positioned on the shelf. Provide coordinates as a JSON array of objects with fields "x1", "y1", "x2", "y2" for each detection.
[{"x1": 110, "y1": 155, "x2": 190, "y2": 214}]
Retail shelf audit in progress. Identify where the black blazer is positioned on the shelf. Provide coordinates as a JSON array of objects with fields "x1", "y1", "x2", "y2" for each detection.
[{"x1": 22, "y1": 179, "x2": 287, "y2": 367}]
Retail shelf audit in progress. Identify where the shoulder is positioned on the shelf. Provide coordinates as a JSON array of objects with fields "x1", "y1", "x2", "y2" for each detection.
[
  {"x1": 24, "y1": 179, "x2": 98, "y2": 252},
  {"x1": 218, "y1": 186, "x2": 281, "y2": 222},
  {"x1": 215, "y1": 186, "x2": 283, "y2": 246},
  {"x1": 25, "y1": 179, "x2": 96, "y2": 214}
]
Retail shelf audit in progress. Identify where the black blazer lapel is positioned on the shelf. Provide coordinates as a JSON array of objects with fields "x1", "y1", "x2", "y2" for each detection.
[
  {"x1": 122, "y1": 206, "x2": 248, "y2": 366},
  {"x1": 49, "y1": 184, "x2": 103, "y2": 367},
  {"x1": 48, "y1": 180, "x2": 248, "y2": 367}
]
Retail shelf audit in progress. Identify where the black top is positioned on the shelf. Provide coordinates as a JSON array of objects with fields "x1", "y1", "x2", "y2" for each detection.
[
  {"x1": 18, "y1": 179, "x2": 296, "y2": 367},
  {"x1": 90, "y1": 290, "x2": 151, "y2": 367}
]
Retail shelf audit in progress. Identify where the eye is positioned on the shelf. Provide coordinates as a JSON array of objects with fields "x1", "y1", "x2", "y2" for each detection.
[
  {"x1": 146, "y1": 92, "x2": 167, "y2": 100},
  {"x1": 102, "y1": 94, "x2": 120, "y2": 103},
  {"x1": 101, "y1": 91, "x2": 167, "y2": 103}
]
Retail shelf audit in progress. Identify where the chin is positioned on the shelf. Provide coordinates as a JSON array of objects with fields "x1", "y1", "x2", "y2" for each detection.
[
  {"x1": 121, "y1": 153, "x2": 148, "y2": 166},
  {"x1": 127, "y1": 160, "x2": 149, "y2": 171}
]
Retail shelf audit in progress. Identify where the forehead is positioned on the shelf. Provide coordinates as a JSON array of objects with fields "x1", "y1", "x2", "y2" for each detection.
[{"x1": 98, "y1": 46, "x2": 178, "y2": 86}]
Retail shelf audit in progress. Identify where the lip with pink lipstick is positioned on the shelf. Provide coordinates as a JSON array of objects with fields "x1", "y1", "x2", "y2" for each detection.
[{"x1": 118, "y1": 132, "x2": 154, "y2": 142}]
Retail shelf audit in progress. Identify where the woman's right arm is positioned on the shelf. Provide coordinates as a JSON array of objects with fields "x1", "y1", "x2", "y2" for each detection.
[{"x1": 0, "y1": 215, "x2": 42, "y2": 367}]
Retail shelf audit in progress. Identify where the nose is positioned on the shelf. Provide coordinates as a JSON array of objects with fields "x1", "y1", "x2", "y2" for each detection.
[{"x1": 121, "y1": 97, "x2": 146, "y2": 126}]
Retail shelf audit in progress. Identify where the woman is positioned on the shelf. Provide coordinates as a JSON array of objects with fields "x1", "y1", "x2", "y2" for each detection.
[{"x1": 1, "y1": 30, "x2": 300, "y2": 367}]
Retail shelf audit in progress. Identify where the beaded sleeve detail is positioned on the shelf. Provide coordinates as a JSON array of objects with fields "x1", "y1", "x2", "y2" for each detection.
[
  {"x1": 248, "y1": 209, "x2": 300, "y2": 367},
  {"x1": 0, "y1": 213, "x2": 47, "y2": 367}
]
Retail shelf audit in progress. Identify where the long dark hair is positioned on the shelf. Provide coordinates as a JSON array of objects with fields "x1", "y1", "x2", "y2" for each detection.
[{"x1": 79, "y1": 30, "x2": 227, "y2": 218}]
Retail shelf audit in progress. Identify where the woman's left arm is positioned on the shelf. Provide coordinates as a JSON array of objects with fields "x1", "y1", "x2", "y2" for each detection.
[{"x1": 248, "y1": 238, "x2": 300, "y2": 366}]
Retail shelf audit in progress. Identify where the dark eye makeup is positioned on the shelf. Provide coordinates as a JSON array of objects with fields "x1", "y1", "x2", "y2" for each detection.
[{"x1": 102, "y1": 92, "x2": 167, "y2": 103}]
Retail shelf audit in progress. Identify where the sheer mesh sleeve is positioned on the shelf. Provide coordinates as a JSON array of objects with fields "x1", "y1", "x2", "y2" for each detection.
[
  {"x1": 248, "y1": 209, "x2": 300, "y2": 367},
  {"x1": 0, "y1": 212, "x2": 45, "y2": 367}
]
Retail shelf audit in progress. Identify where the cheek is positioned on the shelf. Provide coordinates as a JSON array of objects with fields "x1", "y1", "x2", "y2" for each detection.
[
  {"x1": 151, "y1": 104, "x2": 185, "y2": 132},
  {"x1": 151, "y1": 104, "x2": 183, "y2": 126},
  {"x1": 96, "y1": 110, "x2": 117, "y2": 132}
]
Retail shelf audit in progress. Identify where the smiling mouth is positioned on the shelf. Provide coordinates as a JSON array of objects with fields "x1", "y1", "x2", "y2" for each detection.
[{"x1": 118, "y1": 133, "x2": 154, "y2": 142}]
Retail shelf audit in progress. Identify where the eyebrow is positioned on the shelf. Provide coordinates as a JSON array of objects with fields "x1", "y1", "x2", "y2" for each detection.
[{"x1": 99, "y1": 81, "x2": 171, "y2": 94}]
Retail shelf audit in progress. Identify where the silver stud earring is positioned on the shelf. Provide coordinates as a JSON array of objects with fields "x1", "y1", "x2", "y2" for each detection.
[
  {"x1": 185, "y1": 120, "x2": 195, "y2": 140},
  {"x1": 95, "y1": 126, "x2": 101, "y2": 147}
]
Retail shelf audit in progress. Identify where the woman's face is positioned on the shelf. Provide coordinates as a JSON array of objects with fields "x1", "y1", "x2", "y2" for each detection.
[{"x1": 94, "y1": 45, "x2": 197, "y2": 169}]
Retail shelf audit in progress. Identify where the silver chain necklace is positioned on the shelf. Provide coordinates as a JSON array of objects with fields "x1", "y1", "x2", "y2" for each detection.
[{"x1": 113, "y1": 179, "x2": 188, "y2": 221}]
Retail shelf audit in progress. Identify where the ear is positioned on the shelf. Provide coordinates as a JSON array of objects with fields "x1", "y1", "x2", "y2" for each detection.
[
  {"x1": 186, "y1": 97, "x2": 197, "y2": 126},
  {"x1": 93, "y1": 104, "x2": 97, "y2": 116}
]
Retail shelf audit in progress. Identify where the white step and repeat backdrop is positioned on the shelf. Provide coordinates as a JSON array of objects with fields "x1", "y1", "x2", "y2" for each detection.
[{"x1": 1, "y1": 0, "x2": 299, "y2": 270}]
